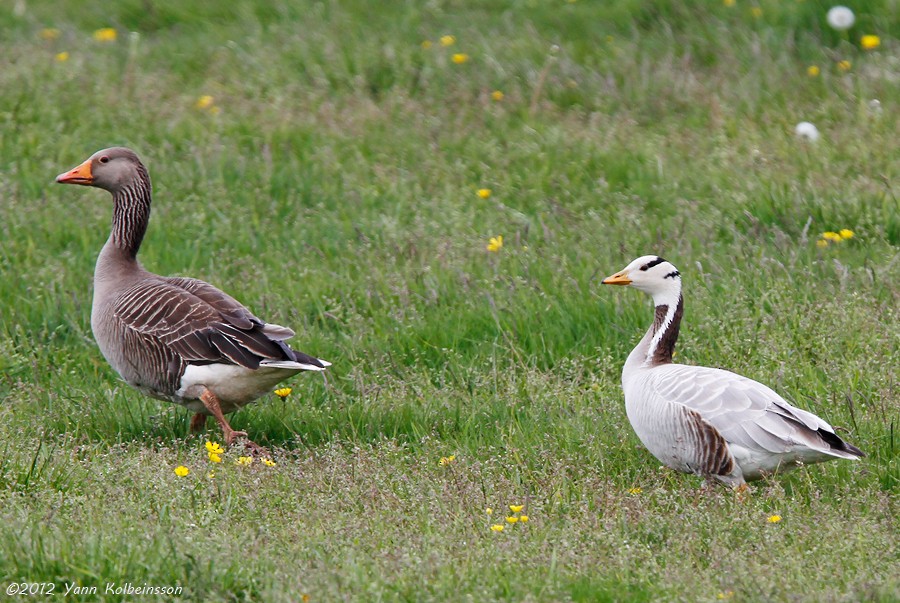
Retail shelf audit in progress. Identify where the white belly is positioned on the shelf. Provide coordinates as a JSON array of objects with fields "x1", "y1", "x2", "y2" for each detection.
[{"x1": 176, "y1": 363, "x2": 301, "y2": 413}]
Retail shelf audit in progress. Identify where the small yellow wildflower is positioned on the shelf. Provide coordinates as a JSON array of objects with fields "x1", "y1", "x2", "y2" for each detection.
[
  {"x1": 509, "y1": 504, "x2": 524, "y2": 513},
  {"x1": 274, "y1": 387, "x2": 292, "y2": 399},
  {"x1": 822, "y1": 231, "x2": 842, "y2": 243},
  {"x1": 485, "y1": 507, "x2": 493, "y2": 515},
  {"x1": 262, "y1": 458, "x2": 276, "y2": 467},
  {"x1": 55, "y1": 52, "x2": 69, "y2": 62},
  {"x1": 207, "y1": 470, "x2": 216, "y2": 479},
  {"x1": 628, "y1": 487, "x2": 642, "y2": 495},
  {"x1": 440, "y1": 35, "x2": 456, "y2": 47},
  {"x1": 235, "y1": 456, "x2": 253, "y2": 466},
  {"x1": 490, "y1": 524, "x2": 504, "y2": 532},
  {"x1": 439, "y1": 455, "x2": 456, "y2": 466},
  {"x1": 519, "y1": 515, "x2": 529, "y2": 522},
  {"x1": 838, "y1": 60, "x2": 851, "y2": 72},
  {"x1": 861, "y1": 35, "x2": 880, "y2": 50},
  {"x1": 208, "y1": 452, "x2": 222, "y2": 463},
  {"x1": 41, "y1": 28, "x2": 61, "y2": 40},
  {"x1": 750, "y1": 6, "x2": 762, "y2": 18},
  {"x1": 807, "y1": 65, "x2": 820, "y2": 77},
  {"x1": 491, "y1": 90, "x2": 504, "y2": 101},
  {"x1": 205, "y1": 441, "x2": 224, "y2": 454},
  {"x1": 839, "y1": 229, "x2": 854, "y2": 240},
  {"x1": 717, "y1": 592, "x2": 735, "y2": 600},
  {"x1": 767, "y1": 514, "x2": 782, "y2": 523},
  {"x1": 816, "y1": 239, "x2": 829, "y2": 248},
  {"x1": 487, "y1": 235, "x2": 503, "y2": 253},
  {"x1": 92, "y1": 28, "x2": 117, "y2": 42},
  {"x1": 506, "y1": 516, "x2": 519, "y2": 524},
  {"x1": 477, "y1": 188, "x2": 492, "y2": 199},
  {"x1": 723, "y1": 0, "x2": 734, "y2": 6},
  {"x1": 195, "y1": 95, "x2": 214, "y2": 110},
  {"x1": 174, "y1": 465, "x2": 190, "y2": 477},
  {"x1": 421, "y1": 40, "x2": 432, "y2": 49},
  {"x1": 451, "y1": 53, "x2": 469, "y2": 64}
]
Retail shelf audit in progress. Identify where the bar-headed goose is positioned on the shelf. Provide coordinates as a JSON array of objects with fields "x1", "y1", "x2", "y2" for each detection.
[
  {"x1": 602, "y1": 255, "x2": 863, "y2": 488},
  {"x1": 57, "y1": 147, "x2": 330, "y2": 445}
]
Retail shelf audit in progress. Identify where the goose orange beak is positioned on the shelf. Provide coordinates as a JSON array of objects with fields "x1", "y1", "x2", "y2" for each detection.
[
  {"x1": 601, "y1": 270, "x2": 632, "y2": 286},
  {"x1": 56, "y1": 158, "x2": 94, "y2": 185}
]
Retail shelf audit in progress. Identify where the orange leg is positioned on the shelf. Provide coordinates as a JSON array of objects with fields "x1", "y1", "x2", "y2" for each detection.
[
  {"x1": 190, "y1": 412, "x2": 208, "y2": 433},
  {"x1": 199, "y1": 389, "x2": 248, "y2": 446}
]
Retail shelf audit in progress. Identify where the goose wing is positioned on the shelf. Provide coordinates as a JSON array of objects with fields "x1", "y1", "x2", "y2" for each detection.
[
  {"x1": 644, "y1": 364, "x2": 844, "y2": 456},
  {"x1": 113, "y1": 277, "x2": 320, "y2": 370}
]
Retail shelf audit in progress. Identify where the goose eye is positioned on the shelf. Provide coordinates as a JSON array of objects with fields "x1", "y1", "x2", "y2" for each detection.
[{"x1": 99, "y1": 156, "x2": 110, "y2": 164}]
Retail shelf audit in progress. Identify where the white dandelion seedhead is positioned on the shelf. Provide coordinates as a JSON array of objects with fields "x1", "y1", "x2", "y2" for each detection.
[
  {"x1": 827, "y1": 6, "x2": 855, "y2": 31},
  {"x1": 795, "y1": 122, "x2": 820, "y2": 142}
]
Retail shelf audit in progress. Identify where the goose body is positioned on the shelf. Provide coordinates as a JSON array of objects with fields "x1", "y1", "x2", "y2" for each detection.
[
  {"x1": 58, "y1": 147, "x2": 330, "y2": 444},
  {"x1": 603, "y1": 256, "x2": 863, "y2": 487}
]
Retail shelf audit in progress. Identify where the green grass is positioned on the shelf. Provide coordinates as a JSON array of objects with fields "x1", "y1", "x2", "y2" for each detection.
[{"x1": 1, "y1": 0, "x2": 898, "y2": 600}]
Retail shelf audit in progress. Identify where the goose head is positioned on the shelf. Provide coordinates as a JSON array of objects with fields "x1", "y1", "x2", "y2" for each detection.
[
  {"x1": 602, "y1": 255, "x2": 682, "y2": 306},
  {"x1": 56, "y1": 147, "x2": 145, "y2": 193}
]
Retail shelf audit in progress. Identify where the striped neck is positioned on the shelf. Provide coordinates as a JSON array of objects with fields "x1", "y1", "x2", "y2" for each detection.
[
  {"x1": 111, "y1": 166, "x2": 152, "y2": 258},
  {"x1": 645, "y1": 295, "x2": 683, "y2": 366}
]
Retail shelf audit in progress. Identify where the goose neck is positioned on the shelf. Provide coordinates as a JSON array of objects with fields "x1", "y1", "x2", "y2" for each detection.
[{"x1": 110, "y1": 167, "x2": 152, "y2": 258}]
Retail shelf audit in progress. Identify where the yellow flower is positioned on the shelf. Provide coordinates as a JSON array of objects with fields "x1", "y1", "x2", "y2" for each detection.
[
  {"x1": 717, "y1": 592, "x2": 735, "y2": 600},
  {"x1": 816, "y1": 239, "x2": 829, "y2": 248},
  {"x1": 807, "y1": 65, "x2": 820, "y2": 77},
  {"x1": 487, "y1": 235, "x2": 503, "y2": 252},
  {"x1": 505, "y1": 516, "x2": 519, "y2": 524},
  {"x1": 750, "y1": 6, "x2": 762, "y2": 18},
  {"x1": 235, "y1": 456, "x2": 253, "y2": 466},
  {"x1": 822, "y1": 231, "x2": 842, "y2": 242},
  {"x1": 485, "y1": 507, "x2": 493, "y2": 515},
  {"x1": 421, "y1": 40, "x2": 432, "y2": 49},
  {"x1": 41, "y1": 28, "x2": 60, "y2": 40},
  {"x1": 195, "y1": 95, "x2": 214, "y2": 110},
  {"x1": 451, "y1": 53, "x2": 469, "y2": 64},
  {"x1": 490, "y1": 524, "x2": 504, "y2": 532},
  {"x1": 509, "y1": 504, "x2": 524, "y2": 513},
  {"x1": 440, "y1": 35, "x2": 455, "y2": 47},
  {"x1": 519, "y1": 515, "x2": 529, "y2": 522},
  {"x1": 767, "y1": 514, "x2": 782, "y2": 523},
  {"x1": 207, "y1": 470, "x2": 216, "y2": 479},
  {"x1": 838, "y1": 60, "x2": 851, "y2": 72},
  {"x1": 723, "y1": 0, "x2": 734, "y2": 6},
  {"x1": 55, "y1": 52, "x2": 69, "y2": 62},
  {"x1": 262, "y1": 458, "x2": 276, "y2": 467},
  {"x1": 205, "y1": 441, "x2": 224, "y2": 454},
  {"x1": 174, "y1": 465, "x2": 189, "y2": 477},
  {"x1": 477, "y1": 188, "x2": 492, "y2": 199},
  {"x1": 628, "y1": 487, "x2": 642, "y2": 495},
  {"x1": 861, "y1": 35, "x2": 880, "y2": 50},
  {"x1": 274, "y1": 387, "x2": 292, "y2": 399},
  {"x1": 92, "y1": 28, "x2": 117, "y2": 42},
  {"x1": 491, "y1": 90, "x2": 504, "y2": 101},
  {"x1": 439, "y1": 455, "x2": 456, "y2": 466},
  {"x1": 208, "y1": 452, "x2": 222, "y2": 463},
  {"x1": 839, "y1": 229, "x2": 854, "y2": 240}
]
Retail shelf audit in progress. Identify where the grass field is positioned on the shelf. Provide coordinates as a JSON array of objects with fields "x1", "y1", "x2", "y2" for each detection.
[{"x1": 1, "y1": 0, "x2": 898, "y2": 600}]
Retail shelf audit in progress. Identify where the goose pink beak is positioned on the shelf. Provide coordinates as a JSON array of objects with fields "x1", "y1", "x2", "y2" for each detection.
[{"x1": 56, "y1": 158, "x2": 94, "y2": 185}]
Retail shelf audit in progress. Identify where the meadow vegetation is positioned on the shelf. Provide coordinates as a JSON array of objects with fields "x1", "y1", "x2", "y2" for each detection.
[{"x1": 0, "y1": 0, "x2": 898, "y2": 600}]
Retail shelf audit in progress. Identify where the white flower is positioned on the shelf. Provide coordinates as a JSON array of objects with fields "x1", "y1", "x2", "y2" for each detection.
[
  {"x1": 868, "y1": 99, "x2": 882, "y2": 116},
  {"x1": 826, "y1": 6, "x2": 855, "y2": 31},
  {"x1": 795, "y1": 122, "x2": 820, "y2": 142}
]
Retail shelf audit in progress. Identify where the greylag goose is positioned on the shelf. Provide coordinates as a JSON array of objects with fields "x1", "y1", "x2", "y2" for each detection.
[
  {"x1": 56, "y1": 147, "x2": 330, "y2": 445},
  {"x1": 602, "y1": 255, "x2": 863, "y2": 488}
]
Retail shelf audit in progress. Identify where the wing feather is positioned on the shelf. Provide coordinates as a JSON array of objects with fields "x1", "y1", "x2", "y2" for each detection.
[{"x1": 112, "y1": 277, "x2": 325, "y2": 371}]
